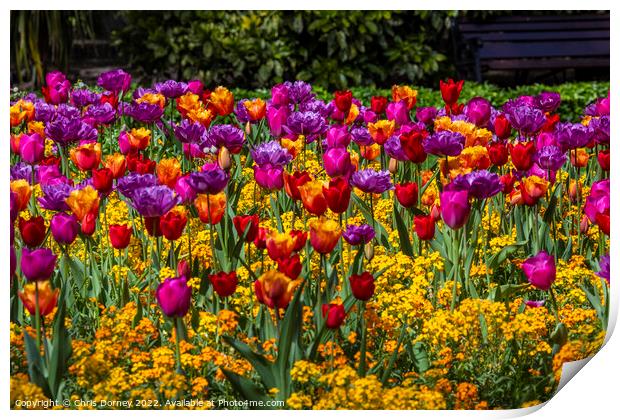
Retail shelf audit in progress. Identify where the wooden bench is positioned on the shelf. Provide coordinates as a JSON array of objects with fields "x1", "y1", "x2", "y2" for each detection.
[{"x1": 453, "y1": 14, "x2": 610, "y2": 82}]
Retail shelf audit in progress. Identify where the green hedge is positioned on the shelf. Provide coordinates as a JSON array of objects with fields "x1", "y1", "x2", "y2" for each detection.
[
  {"x1": 232, "y1": 81, "x2": 610, "y2": 122},
  {"x1": 112, "y1": 11, "x2": 457, "y2": 90}
]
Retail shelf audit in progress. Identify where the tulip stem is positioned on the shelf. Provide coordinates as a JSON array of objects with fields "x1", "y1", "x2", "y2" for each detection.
[
  {"x1": 34, "y1": 281, "x2": 41, "y2": 350},
  {"x1": 548, "y1": 287, "x2": 561, "y2": 325},
  {"x1": 174, "y1": 317, "x2": 183, "y2": 373},
  {"x1": 357, "y1": 301, "x2": 367, "y2": 377}
]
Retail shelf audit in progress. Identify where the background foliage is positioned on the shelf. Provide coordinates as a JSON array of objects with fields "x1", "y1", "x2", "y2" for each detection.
[{"x1": 112, "y1": 11, "x2": 457, "y2": 89}]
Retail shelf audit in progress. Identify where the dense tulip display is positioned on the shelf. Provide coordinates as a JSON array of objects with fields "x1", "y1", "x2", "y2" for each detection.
[{"x1": 10, "y1": 70, "x2": 610, "y2": 409}]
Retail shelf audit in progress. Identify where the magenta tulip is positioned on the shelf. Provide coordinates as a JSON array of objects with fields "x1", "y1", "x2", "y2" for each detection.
[
  {"x1": 18, "y1": 133, "x2": 45, "y2": 164},
  {"x1": 440, "y1": 190, "x2": 471, "y2": 229},
  {"x1": 323, "y1": 147, "x2": 353, "y2": 179},
  {"x1": 20, "y1": 248, "x2": 57, "y2": 282},
  {"x1": 522, "y1": 251, "x2": 556, "y2": 291},
  {"x1": 50, "y1": 213, "x2": 79, "y2": 245},
  {"x1": 155, "y1": 276, "x2": 192, "y2": 318}
]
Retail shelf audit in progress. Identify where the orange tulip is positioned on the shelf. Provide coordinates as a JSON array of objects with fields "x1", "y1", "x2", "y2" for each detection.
[
  {"x1": 70, "y1": 142, "x2": 102, "y2": 171},
  {"x1": 368, "y1": 120, "x2": 396, "y2": 145},
  {"x1": 10, "y1": 180, "x2": 32, "y2": 212},
  {"x1": 360, "y1": 143, "x2": 381, "y2": 161},
  {"x1": 187, "y1": 107, "x2": 214, "y2": 127},
  {"x1": 176, "y1": 92, "x2": 202, "y2": 117},
  {"x1": 309, "y1": 217, "x2": 341, "y2": 254},
  {"x1": 194, "y1": 192, "x2": 226, "y2": 225},
  {"x1": 519, "y1": 176, "x2": 549, "y2": 206},
  {"x1": 266, "y1": 231, "x2": 296, "y2": 261},
  {"x1": 570, "y1": 148, "x2": 589, "y2": 168},
  {"x1": 254, "y1": 270, "x2": 301, "y2": 309},
  {"x1": 299, "y1": 180, "x2": 328, "y2": 216},
  {"x1": 18, "y1": 280, "x2": 59, "y2": 316},
  {"x1": 209, "y1": 86, "x2": 234, "y2": 116},
  {"x1": 244, "y1": 98, "x2": 267, "y2": 122},
  {"x1": 345, "y1": 103, "x2": 360, "y2": 125},
  {"x1": 104, "y1": 152, "x2": 127, "y2": 178},
  {"x1": 27, "y1": 121, "x2": 46, "y2": 138},
  {"x1": 127, "y1": 128, "x2": 152, "y2": 151},
  {"x1": 65, "y1": 185, "x2": 100, "y2": 222},
  {"x1": 157, "y1": 157, "x2": 182, "y2": 188},
  {"x1": 137, "y1": 92, "x2": 166, "y2": 108},
  {"x1": 391, "y1": 85, "x2": 418, "y2": 110},
  {"x1": 10, "y1": 100, "x2": 34, "y2": 126}
]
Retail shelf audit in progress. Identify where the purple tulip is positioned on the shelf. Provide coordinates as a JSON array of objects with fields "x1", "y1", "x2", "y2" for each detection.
[
  {"x1": 288, "y1": 80, "x2": 314, "y2": 104},
  {"x1": 204, "y1": 124, "x2": 245, "y2": 152},
  {"x1": 416, "y1": 106, "x2": 438, "y2": 125},
  {"x1": 116, "y1": 173, "x2": 158, "y2": 199},
  {"x1": 555, "y1": 122, "x2": 592, "y2": 151},
  {"x1": 128, "y1": 102, "x2": 164, "y2": 123},
  {"x1": 440, "y1": 190, "x2": 471, "y2": 229},
  {"x1": 97, "y1": 69, "x2": 132, "y2": 93},
  {"x1": 589, "y1": 116, "x2": 610, "y2": 145},
  {"x1": 174, "y1": 119, "x2": 206, "y2": 144},
  {"x1": 253, "y1": 164, "x2": 284, "y2": 190},
  {"x1": 386, "y1": 100, "x2": 410, "y2": 126},
  {"x1": 50, "y1": 213, "x2": 79, "y2": 245},
  {"x1": 188, "y1": 164, "x2": 229, "y2": 195},
  {"x1": 451, "y1": 170, "x2": 502, "y2": 199},
  {"x1": 83, "y1": 103, "x2": 116, "y2": 125},
  {"x1": 504, "y1": 104, "x2": 546, "y2": 136},
  {"x1": 129, "y1": 185, "x2": 180, "y2": 217},
  {"x1": 465, "y1": 97, "x2": 492, "y2": 127},
  {"x1": 20, "y1": 248, "x2": 57, "y2": 282},
  {"x1": 535, "y1": 92, "x2": 561, "y2": 113},
  {"x1": 45, "y1": 116, "x2": 98, "y2": 145},
  {"x1": 351, "y1": 127, "x2": 373, "y2": 146},
  {"x1": 284, "y1": 111, "x2": 326, "y2": 141},
  {"x1": 251, "y1": 141, "x2": 292, "y2": 167},
  {"x1": 342, "y1": 224, "x2": 375, "y2": 246},
  {"x1": 156, "y1": 276, "x2": 192, "y2": 317},
  {"x1": 323, "y1": 148, "x2": 353, "y2": 179},
  {"x1": 299, "y1": 98, "x2": 329, "y2": 117},
  {"x1": 522, "y1": 251, "x2": 556, "y2": 291},
  {"x1": 535, "y1": 146, "x2": 566, "y2": 171},
  {"x1": 155, "y1": 80, "x2": 188, "y2": 98},
  {"x1": 37, "y1": 183, "x2": 70, "y2": 211},
  {"x1": 71, "y1": 89, "x2": 101, "y2": 108},
  {"x1": 350, "y1": 169, "x2": 393, "y2": 194},
  {"x1": 384, "y1": 136, "x2": 408, "y2": 161},
  {"x1": 597, "y1": 254, "x2": 610, "y2": 284},
  {"x1": 423, "y1": 131, "x2": 465, "y2": 157}
]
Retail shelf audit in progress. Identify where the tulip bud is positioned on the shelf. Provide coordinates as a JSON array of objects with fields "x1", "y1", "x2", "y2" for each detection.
[
  {"x1": 430, "y1": 203, "x2": 441, "y2": 222},
  {"x1": 569, "y1": 180, "x2": 580, "y2": 204},
  {"x1": 580, "y1": 215, "x2": 590, "y2": 234},
  {"x1": 218, "y1": 146, "x2": 232, "y2": 171},
  {"x1": 245, "y1": 121, "x2": 251, "y2": 136},
  {"x1": 364, "y1": 242, "x2": 374, "y2": 261},
  {"x1": 388, "y1": 158, "x2": 398, "y2": 174}
]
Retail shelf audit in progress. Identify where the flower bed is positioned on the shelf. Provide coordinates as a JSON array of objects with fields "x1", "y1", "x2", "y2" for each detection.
[{"x1": 9, "y1": 71, "x2": 610, "y2": 409}]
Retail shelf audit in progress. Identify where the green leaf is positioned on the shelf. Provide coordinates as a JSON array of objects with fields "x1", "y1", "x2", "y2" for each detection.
[
  {"x1": 393, "y1": 206, "x2": 413, "y2": 257},
  {"x1": 221, "y1": 368, "x2": 272, "y2": 405},
  {"x1": 487, "y1": 240, "x2": 527, "y2": 270},
  {"x1": 223, "y1": 337, "x2": 277, "y2": 391}
]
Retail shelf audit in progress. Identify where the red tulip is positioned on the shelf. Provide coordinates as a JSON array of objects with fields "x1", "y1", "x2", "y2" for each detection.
[
  {"x1": 253, "y1": 227, "x2": 271, "y2": 249},
  {"x1": 277, "y1": 254, "x2": 302, "y2": 279},
  {"x1": 290, "y1": 230, "x2": 307, "y2": 252},
  {"x1": 109, "y1": 224, "x2": 132, "y2": 249},
  {"x1": 395, "y1": 182, "x2": 418, "y2": 208},
  {"x1": 334, "y1": 90, "x2": 353, "y2": 113},
  {"x1": 284, "y1": 171, "x2": 312, "y2": 201},
  {"x1": 400, "y1": 130, "x2": 427, "y2": 163},
  {"x1": 160, "y1": 208, "x2": 187, "y2": 241},
  {"x1": 92, "y1": 168, "x2": 114, "y2": 194},
  {"x1": 18, "y1": 216, "x2": 46, "y2": 248},
  {"x1": 233, "y1": 214, "x2": 259, "y2": 242},
  {"x1": 322, "y1": 177, "x2": 351, "y2": 214},
  {"x1": 413, "y1": 214, "x2": 435, "y2": 241},
  {"x1": 322, "y1": 303, "x2": 346, "y2": 329},
  {"x1": 144, "y1": 216, "x2": 163, "y2": 237},
  {"x1": 500, "y1": 173, "x2": 516, "y2": 194},
  {"x1": 487, "y1": 142, "x2": 509, "y2": 167},
  {"x1": 127, "y1": 153, "x2": 156, "y2": 174},
  {"x1": 597, "y1": 149, "x2": 610, "y2": 172},
  {"x1": 349, "y1": 272, "x2": 375, "y2": 301},
  {"x1": 439, "y1": 79, "x2": 464, "y2": 106},
  {"x1": 509, "y1": 141, "x2": 536, "y2": 171},
  {"x1": 493, "y1": 114, "x2": 512, "y2": 140},
  {"x1": 209, "y1": 271, "x2": 238, "y2": 297},
  {"x1": 80, "y1": 210, "x2": 98, "y2": 236},
  {"x1": 370, "y1": 96, "x2": 388, "y2": 114}
]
